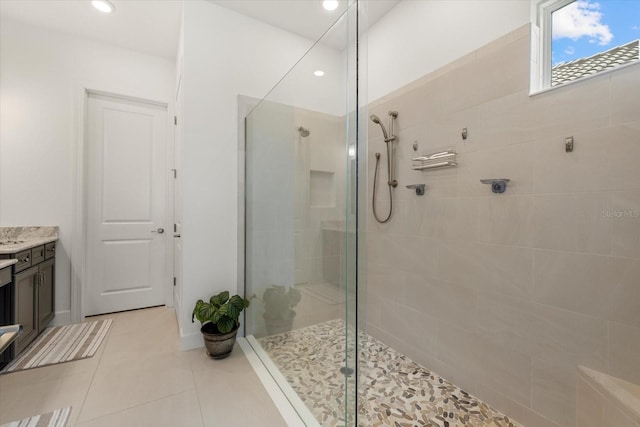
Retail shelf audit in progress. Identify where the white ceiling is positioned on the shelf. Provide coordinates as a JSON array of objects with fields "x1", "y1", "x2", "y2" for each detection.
[
  {"x1": 210, "y1": 0, "x2": 400, "y2": 50},
  {"x1": 0, "y1": 0, "x2": 399, "y2": 60},
  {"x1": 0, "y1": 0, "x2": 183, "y2": 60}
]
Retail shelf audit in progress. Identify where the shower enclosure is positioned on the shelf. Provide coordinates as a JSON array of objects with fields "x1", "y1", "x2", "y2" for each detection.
[
  {"x1": 242, "y1": 1, "x2": 365, "y2": 424},
  {"x1": 242, "y1": 1, "x2": 640, "y2": 426}
]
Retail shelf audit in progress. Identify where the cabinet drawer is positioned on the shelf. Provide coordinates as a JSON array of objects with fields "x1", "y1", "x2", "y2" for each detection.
[
  {"x1": 45, "y1": 242, "x2": 56, "y2": 260},
  {"x1": 31, "y1": 245, "x2": 45, "y2": 265},
  {"x1": 14, "y1": 250, "x2": 32, "y2": 273},
  {"x1": 0, "y1": 267, "x2": 10, "y2": 287}
]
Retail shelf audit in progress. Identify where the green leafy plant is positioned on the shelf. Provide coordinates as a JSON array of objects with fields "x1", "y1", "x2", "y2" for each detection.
[
  {"x1": 192, "y1": 291, "x2": 250, "y2": 334},
  {"x1": 262, "y1": 285, "x2": 301, "y2": 320}
]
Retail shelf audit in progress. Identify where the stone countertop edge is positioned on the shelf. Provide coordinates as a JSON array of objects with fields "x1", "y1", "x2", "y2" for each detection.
[
  {"x1": 0, "y1": 236, "x2": 59, "y2": 255},
  {"x1": 0, "y1": 259, "x2": 18, "y2": 269}
]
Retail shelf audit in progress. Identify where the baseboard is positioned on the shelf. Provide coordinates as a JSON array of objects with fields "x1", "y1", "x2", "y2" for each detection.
[
  {"x1": 51, "y1": 310, "x2": 71, "y2": 326},
  {"x1": 180, "y1": 329, "x2": 203, "y2": 351}
]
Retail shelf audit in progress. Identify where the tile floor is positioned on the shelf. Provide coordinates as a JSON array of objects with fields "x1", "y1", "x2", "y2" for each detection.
[
  {"x1": 259, "y1": 319, "x2": 522, "y2": 427},
  {"x1": 0, "y1": 307, "x2": 287, "y2": 427}
]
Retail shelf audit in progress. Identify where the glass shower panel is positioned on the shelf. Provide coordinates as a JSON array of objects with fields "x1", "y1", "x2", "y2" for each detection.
[{"x1": 244, "y1": 2, "x2": 364, "y2": 425}]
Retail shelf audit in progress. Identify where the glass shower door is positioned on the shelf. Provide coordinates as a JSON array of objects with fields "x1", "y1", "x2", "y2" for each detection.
[{"x1": 243, "y1": 1, "x2": 365, "y2": 425}]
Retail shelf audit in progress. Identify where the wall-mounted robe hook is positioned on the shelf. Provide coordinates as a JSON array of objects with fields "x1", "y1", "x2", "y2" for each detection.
[{"x1": 406, "y1": 184, "x2": 426, "y2": 196}]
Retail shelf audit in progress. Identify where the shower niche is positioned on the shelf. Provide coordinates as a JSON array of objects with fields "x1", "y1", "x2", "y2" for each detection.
[{"x1": 309, "y1": 170, "x2": 335, "y2": 207}]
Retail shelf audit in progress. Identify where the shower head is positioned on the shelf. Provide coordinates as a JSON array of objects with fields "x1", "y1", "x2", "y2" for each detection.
[
  {"x1": 369, "y1": 114, "x2": 389, "y2": 141},
  {"x1": 297, "y1": 126, "x2": 310, "y2": 137}
]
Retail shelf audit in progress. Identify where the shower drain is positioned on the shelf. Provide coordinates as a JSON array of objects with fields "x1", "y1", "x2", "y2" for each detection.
[{"x1": 340, "y1": 366, "x2": 354, "y2": 377}]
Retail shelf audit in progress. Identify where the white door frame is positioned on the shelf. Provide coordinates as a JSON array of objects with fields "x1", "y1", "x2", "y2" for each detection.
[{"x1": 71, "y1": 85, "x2": 174, "y2": 323}]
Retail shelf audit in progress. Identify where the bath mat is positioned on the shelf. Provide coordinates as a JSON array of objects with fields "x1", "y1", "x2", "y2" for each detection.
[
  {"x1": 1, "y1": 319, "x2": 112, "y2": 373},
  {"x1": 0, "y1": 406, "x2": 71, "y2": 427}
]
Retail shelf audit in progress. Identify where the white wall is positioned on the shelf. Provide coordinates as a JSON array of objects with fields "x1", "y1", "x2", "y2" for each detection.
[
  {"x1": 179, "y1": 1, "x2": 345, "y2": 349},
  {"x1": 366, "y1": 0, "x2": 531, "y2": 101},
  {"x1": 0, "y1": 19, "x2": 175, "y2": 321}
]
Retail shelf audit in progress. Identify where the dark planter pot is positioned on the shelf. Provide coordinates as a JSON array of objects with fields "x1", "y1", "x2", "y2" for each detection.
[
  {"x1": 263, "y1": 312, "x2": 295, "y2": 336},
  {"x1": 201, "y1": 324, "x2": 239, "y2": 359}
]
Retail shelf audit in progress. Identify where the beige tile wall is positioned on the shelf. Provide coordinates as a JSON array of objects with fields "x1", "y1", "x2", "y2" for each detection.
[{"x1": 365, "y1": 23, "x2": 640, "y2": 427}]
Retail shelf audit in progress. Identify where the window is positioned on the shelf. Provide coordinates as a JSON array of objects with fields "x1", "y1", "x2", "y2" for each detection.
[{"x1": 532, "y1": 0, "x2": 640, "y2": 92}]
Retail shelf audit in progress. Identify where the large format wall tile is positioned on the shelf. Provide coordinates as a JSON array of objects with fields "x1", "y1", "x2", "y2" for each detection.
[
  {"x1": 576, "y1": 375, "x2": 604, "y2": 427},
  {"x1": 439, "y1": 240, "x2": 533, "y2": 299},
  {"x1": 475, "y1": 195, "x2": 535, "y2": 246},
  {"x1": 477, "y1": 293, "x2": 536, "y2": 354},
  {"x1": 533, "y1": 127, "x2": 615, "y2": 194},
  {"x1": 610, "y1": 190, "x2": 640, "y2": 258},
  {"x1": 438, "y1": 321, "x2": 533, "y2": 407},
  {"x1": 611, "y1": 63, "x2": 640, "y2": 125},
  {"x1": 532, "y1": 357, "x2": 578, "y2": 427},
  {"x1": 404, "y1": 274, "x2": 478, "y2": 331},
  {"x1": 533, "y1": 250, "x2": 640, "y2": 328},
  {"x1": 608, "y1": 321, "x2": 640, "y2": 385},
  {"x1": 366, "y1": 24, "x2": 640, "y2": 427},
  {"x1": 457, "y1": 143, "x2": 535, "y2": 198},
  {"x1": 532, "y1": 193, "x2": 612, "y2": 255}
]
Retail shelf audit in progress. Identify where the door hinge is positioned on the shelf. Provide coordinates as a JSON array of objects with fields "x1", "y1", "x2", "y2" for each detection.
[
  {"x1": 174, "y1": 223, "x2": 177, "y2": 233},
  {"x1": 171, "y1": 168, "x2": 177, "y2": 179},
  {"x1": 173, "y1": 277, "x2": 177, "y2": 287},
  {"x1": 174, "y1": 115, "x2": 177, "y2": 126}
]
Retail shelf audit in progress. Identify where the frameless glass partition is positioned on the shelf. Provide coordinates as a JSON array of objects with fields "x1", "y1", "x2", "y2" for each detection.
[
  {"x1": 243, "y1": 1, "x2": 365, "y2": 425},
  {"x1": 246, "y1": 1, "x2": 640, "y2": 426}
]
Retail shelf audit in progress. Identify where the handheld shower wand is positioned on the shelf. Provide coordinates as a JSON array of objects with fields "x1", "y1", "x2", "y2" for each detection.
[{"x1": 371, "y1": 111, "x2": 399, "y2": 223}]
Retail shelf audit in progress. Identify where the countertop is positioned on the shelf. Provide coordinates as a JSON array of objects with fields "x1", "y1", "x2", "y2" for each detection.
[
  {"x1": 0, "y1": 237, "x2": 58, "y2": 255},
  {"x1": 0, "y1": 226, "x2": 58, "y2": 255},
  {"x1": 0, "y1": 259, "x2": 18, "y2": 269}
]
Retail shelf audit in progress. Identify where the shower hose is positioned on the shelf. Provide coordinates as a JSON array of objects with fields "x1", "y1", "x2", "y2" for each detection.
[{"x1": 372, "y1": 146, "x2": 393, "y2": 223}]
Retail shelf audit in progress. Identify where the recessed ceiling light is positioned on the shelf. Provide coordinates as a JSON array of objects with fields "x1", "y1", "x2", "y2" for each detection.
[
  {"x1": 92, "y1": 0, "x2": 115, "y2": 14},
  {"x1": 323, "y1": 1, "x2": 339, "y2": 11},
  {"x1": 313, "y1": 70, "x2": 325, "y2": 77}
]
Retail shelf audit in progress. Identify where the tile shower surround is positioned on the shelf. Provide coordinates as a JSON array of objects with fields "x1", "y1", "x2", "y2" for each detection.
[{"x1": 366, "y1": 24, "x2": 640, "y2": 427}]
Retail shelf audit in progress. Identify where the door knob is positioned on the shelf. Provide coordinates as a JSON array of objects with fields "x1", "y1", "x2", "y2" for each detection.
[{"x1": 151, "y1": 228, "x2": 165, "y2": 234}]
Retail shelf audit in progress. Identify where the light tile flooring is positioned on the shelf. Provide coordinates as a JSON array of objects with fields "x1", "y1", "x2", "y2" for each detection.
[{"x1": 0, "y1": 307, "x2": 287, "y2": 427}]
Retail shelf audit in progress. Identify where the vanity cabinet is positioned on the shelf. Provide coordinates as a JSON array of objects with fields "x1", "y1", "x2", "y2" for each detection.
[
  {"x1": 14, "y1": 266, "x2": 38, "y2": 352},
  {"x1": 10, "y1": 244, "x2": 56, "y2": 354},
  {"x1": 0, "y1": 264, "x2": 15, "y2": 369},
  {"x1": 38, "y1": 258, "x2": 55, "y2": 329}
]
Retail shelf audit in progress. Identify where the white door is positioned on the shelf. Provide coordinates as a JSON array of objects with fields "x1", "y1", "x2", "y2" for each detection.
[{"x1": 86, "y1": 92, "x2": 168, "y2": 316}]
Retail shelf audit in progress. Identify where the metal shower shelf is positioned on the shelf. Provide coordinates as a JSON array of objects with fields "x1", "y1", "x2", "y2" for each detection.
[{"x1": 412, "y1": 149, "x2": 457, "y2": 170}]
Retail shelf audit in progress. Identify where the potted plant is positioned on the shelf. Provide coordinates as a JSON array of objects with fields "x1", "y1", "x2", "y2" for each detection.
[
  {"x1": 262, "y1": 285, "x2": 301, "y2": 335},
  {"x1": 192, "y1": 290, "x2": 250, "y2": 359}
]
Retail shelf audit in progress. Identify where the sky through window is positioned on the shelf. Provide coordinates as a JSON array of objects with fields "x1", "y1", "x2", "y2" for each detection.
[{"x1": 552, "y1": 0, "x2": 640, "y2": 65}]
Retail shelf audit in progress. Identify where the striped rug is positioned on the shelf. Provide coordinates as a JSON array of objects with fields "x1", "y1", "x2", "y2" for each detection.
[
  {"x1": 1, "y1": 319, "x2": 112, "y2": 373},
  {"x1": 0, "y1": 406, "x2": 71, "y2": 427}
]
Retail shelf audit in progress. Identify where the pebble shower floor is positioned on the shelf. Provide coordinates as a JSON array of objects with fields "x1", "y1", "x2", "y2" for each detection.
[{"x1": 258, "y1": 319, "x2": 522, "y2": 427}]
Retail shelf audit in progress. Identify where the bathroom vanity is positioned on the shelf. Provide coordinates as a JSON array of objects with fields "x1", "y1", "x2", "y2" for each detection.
[
  {"x1": 0, "y1": 258, "x2": 18, "y2": 368},
  {"x1": 0, "y1": 227, "x2": 58, "y2": 357}
]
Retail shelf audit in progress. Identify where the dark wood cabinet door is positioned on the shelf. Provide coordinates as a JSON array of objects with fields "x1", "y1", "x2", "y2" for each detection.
[
  {"x1": 14, "y1": 266, "x2": 38, "y2": 353},
  {"x1": 38, "y1": 259, "x2": 55, "y2": 331}
]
